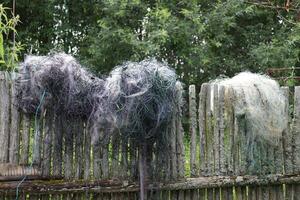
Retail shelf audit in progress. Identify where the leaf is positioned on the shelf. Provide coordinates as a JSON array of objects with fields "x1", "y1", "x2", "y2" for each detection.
[{"x1": 0, "y1": 33, "x2": 4, "y2": 60}]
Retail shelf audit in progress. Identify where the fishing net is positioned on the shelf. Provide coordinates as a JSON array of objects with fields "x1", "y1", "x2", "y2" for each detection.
[
  {"x1": 211, "y1": 72, "x2": 288, "y2": 173},
  {"x1": 91, "y1": 59, "x2": 181, "y2": 144},
  {"x1": 212, "y1": 72, "x2": 287, "y2": 144},
  {"x1": 17, "y1": 53, "x2": 180, "y2": 145},
  {"x1": 16, "y1": 53, "x2": 104, "y2": 118}
]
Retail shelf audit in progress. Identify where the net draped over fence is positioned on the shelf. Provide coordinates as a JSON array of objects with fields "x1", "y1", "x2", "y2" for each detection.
[{"x1": 0, "y1": 71, "x2": 299, "y2": 199}]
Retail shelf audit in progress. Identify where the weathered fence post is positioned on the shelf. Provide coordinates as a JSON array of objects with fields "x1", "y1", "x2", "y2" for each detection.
[
  {"x1": 9, "y1": 75, "x2": 21, "y2": 164},
  {"x1": 20, "y1": 114, "x2": 31, "y2": 165},
  {"x1": 206, "y1": 84, "x2": 213, "y2": 175},
  {"x1": 75, "y1": 120, "x2": 84, "y2": 179},
  {"x1": 218, "y1": 86, "x2": 226, "y2": 175},
  {"x1": 84, "y1": 122, "x2": 91, "y2": 180},
  {"x1": 281, "y1": 87, "x2": 293, "y2": 174},
  {"x1": 213, "y1": 84, "x2": 220, "y2": 175},
  {"x1": 42, "y1": 110, "x2": 53, "y2": 176},
  {"x1": 64, "y1": 118, "x2": 74, "y2": 179},
  {"x1": 32, "y1": 109, "x2": 44, "y2": 166},
  {"x1": 53, "y1": 114, "x2": 63, "y2": 176},
  {"x1": 0, "y1": 72, "x2": 10, "y2": 163},
  {"x1": 293, "y1": 86, "x2": 300, "y2": 173},
  {"x1": 189, "y1": 85, "x2": 197, "y2": 177},
  {"x1": 199, "y1": 83, "x2": 208, "y2": 176}
]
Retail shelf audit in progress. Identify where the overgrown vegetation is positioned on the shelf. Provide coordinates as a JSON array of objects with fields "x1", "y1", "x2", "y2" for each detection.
[
  {"x1": 0, "y1": 4, "x2": 22, "y2": 71},
  {"x1": 2, "y1": 0, "x2": 300, "y2": 86}
]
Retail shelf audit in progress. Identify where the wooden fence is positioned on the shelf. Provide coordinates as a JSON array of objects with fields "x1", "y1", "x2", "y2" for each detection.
[{"x1": 0, "y1": 72, "x2": 299, "y2": 199}]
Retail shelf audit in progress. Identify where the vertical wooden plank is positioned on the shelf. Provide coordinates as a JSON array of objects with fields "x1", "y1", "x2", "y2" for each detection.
[
  {"x1": 129, "y1": 139, "x2": 137, "y2": 181},
  {"x1": 215, "y1": 187, "x2": 220, "y2": 200},
  {"x1": 53, "y1": 114, "x2": 63, "y2": 176},
  {"x1": 93, "y1": 132, "x2": 102, "y2": 179},
  {"x1": 156, "y1": 133, "x2": 170, "y2": 181},
  {"x1": 75, "y1": 120, "x2": 84, "y2": 179},
  {"x1": 170, "y1": 190, "x2": 178, "y2": 200},
  {"x1": 219, "y1": 86, "x2": 226, "y2": 175},
  {"x1": 233, "y1": 113, "x2": 239, "y2": 175},
  {"x1": 226, "y1": 88, "x2": 235, "y2": 175},
  {"x1": 161, "y1": 190, "x2": 169, "y2": 200},
  {"x1": 274, "y1": 137, "x2": 284, "y2": 174},
  {"x1": 84, "y1": 122, "x2": 91, "y2": 180},
  {"x1": 206, "y1": 84, "x2": 213, "y2": 175},
  {"x1": 52, "y1": 194, "x2": 61, "y2": 200},
  {"x1": 237, "y1": 110, "x2": 247, "y2": 175},
  {"x1": 213, "y1": 84, "x2": 220, "y2": 175},
  {"x1": 0, "y1": 72, "x2": 10, "y2": 163},
  {"x1": 32, "y1": 108, "x2": 44, "y2": 166},
  {"x1": 111, "y1": 132, "x2": 120, "y2": 178},
  {"x1": 20, "y1": 114, "x2": 31, "y2": 165},
  {"x1": 151, "y1": 189, "x2": 161, "y2": 200},
  {"x1": 256, "y1": 186, "x2": 263, "y2": 200},
  {"x1": 191, "y1": 189, "x2": 199, "y2": 200},
  {"x1": 199, "y1": 188, "x2": 206, "y2": 200},
  {"x1": 101, "y1": 142, "x2": 109, "y2": 179},
  {"x1": 64, "y1": 118, "x2": 74, "y2": 179},
  {"x1": 146, "y1": 143, "x2": 153, "y2": 180},
  {"x1": 112, "y1": 192, "x2": 120, "y2": 200},
  {"x1": 221, "y1": 188, "x2": 226, "y2": 200},
  {"x1": 73, "y1": 193, "x2": 83, "y2": 200},
  {"x1": 83, "y1": 191, "x2": 91, "y2": 200},
  {"x1": 242, "y1": 186, "x2": 247, "y2": 200},
  {"x1": 30, "y1": 194, "x2": 41, "y2": 200},
  {"x1": 40, "y1": 194, "x2": 51, "y2": 200},
  {"x1": 176, "y1": 82, "x2": 185, "y2": 179},
  {"x1": 199, "y1": 83, "x2": 208, "y2": 176},
  {"x1": 170, "y1": 115, "x2": 177, "y2": 180},
  {"x1": 184, "y1": 190, "x2": 191, "y2": 200},
  {"x1": 295, "y1": 184, "x2": 300, "y2": 200},
  {"x1": 122, "y1": 192, "x2": 129, "y2": 200},
  {"x1": 270, "y1": 185, "x2": 282, "y2": 200},
  {"x1": 236, "y1": 187, "x2": 243, "y2": 200},
  {"x1": 189, "y1": 85, "x2": 197, "y2": 177},
  {"x1": 42, "y1": 110, "x2": 53, "y2": 176},
  {"x1": 281, "y1": 87, "x2": 293, "y2": 174},
  {"x1": 221, "y1": 187, "x2": 232, "y2": 200},
  {"x1": 9, "y1": 75, "x2": 21, "y2": 164},
  {"x1": 207, "y1": 188, "x2": 214, "y2": 200},
  {"x1": 286, "y1": 184, "x2": 295, "y2": 200},
  {"x1": 262, "y1": 186, "x2": 270, "y2": 200},
  {"x1": 177, "y1": 190, "x2": 184, "y2": 200},
  {"x1": 120, "y1": 137, "x2": 128, "y2": 179},
  {"x1": 248, "y1": 186, "x2": 256, "y2": 200},
  {"x1": 275, "y1": 185, "x2": 283, "y2": 200},
  {"x1": 293, "y1": 86, "x2": 300, "y2": 173}
]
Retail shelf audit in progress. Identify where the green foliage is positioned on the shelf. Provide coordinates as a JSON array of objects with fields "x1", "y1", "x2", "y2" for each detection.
[
  {"x1": 82, "y1": 0, "x2": 300, "y2": 86},
  {"x1": 2, "y1": 0, "x2": 300, "y2": 85},
  {"x1": 0, "y1": 4, "x2": 22, "y2": 71}
]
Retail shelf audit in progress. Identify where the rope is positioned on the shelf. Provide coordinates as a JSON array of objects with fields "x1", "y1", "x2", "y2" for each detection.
[{"x1": 15, "y1": 90, "x2": 46, "y2": 200}]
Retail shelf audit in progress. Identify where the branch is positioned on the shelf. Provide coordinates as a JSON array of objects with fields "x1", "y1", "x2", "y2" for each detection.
[{"x1": 244, "y1": 1, "x2": 299, "y2": 11}]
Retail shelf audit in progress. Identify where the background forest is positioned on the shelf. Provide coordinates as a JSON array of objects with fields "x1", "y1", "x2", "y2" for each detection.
[{"x1": 1, "y1": 0, "x2": 300, "y2": 87}]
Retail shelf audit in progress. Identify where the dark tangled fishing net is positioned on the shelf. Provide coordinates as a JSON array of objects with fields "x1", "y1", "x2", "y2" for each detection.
[
  {"x1": 16, "y1": 53, "x2": 182, "y2": 194},
  {"x1": 16, "y1": 53, "x2": 104, "y2": 118},
  {"x1": 17, "y1": 53, "x2": 181, "y2": 145},
  {"x1": 92, "y1": 59, "x2": 181, "y2": 144}
]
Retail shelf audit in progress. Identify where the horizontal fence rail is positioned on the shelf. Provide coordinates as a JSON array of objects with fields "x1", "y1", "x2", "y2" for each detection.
[{"x1": 0, "y1": 71, "x2": 299, "y2": 199}]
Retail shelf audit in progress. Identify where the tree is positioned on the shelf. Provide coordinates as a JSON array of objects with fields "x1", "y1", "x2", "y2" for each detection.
[
  {"x1": 2, "y1": 0, "x2": 300, "y2": 86},
  {"x1": 84, "y1": 0, "x2": 300, "y2": 86}
]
